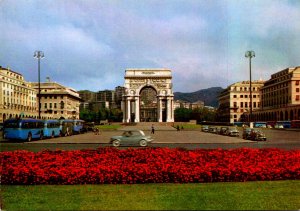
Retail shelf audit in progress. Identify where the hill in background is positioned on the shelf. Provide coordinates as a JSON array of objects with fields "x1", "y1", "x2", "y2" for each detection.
[{"x1": 174, "y1": 87, "x2": 224, "y2": 107}]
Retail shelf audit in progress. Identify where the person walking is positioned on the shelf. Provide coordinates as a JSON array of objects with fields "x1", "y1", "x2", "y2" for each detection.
[{"x1": 151, "y1": 124, "x2": 155, "y2": 134}]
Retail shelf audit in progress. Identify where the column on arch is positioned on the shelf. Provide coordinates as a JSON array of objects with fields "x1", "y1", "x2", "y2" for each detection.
[
  {"x1": 121, "y1": 100, "x2": 125, "y2": 123},
  {"x1": 134, "y1": 96, "x2": 140, "y2": 122},
  {"x1": 166, "y1": 97, "x2": 172, "y2": 122},
  {"x1": 157, "y1": 97, "x2": 162, "y2": 122},
  {"x1": 126, "y1": 98, "x2": 131, "y2": 123}
]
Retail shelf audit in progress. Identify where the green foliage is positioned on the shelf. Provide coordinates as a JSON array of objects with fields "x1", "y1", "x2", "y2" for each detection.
[
  {"x1": 174, "y1": 107, "x2": 217, "y2": 122},
  {"x1": 80, "y1": 108, "x2": 123, "y2": 123},
  {"x1": 2, "y1": 181, "x2": 300, "y2": 210}
]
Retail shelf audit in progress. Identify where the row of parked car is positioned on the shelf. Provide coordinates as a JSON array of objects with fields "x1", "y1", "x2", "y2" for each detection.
[
  {"x1": 201, "y1": 125, "x2": 267, "y2": 141},
  {"x1": 202, "y1": 125, "x2": 240, "y2": 137}
]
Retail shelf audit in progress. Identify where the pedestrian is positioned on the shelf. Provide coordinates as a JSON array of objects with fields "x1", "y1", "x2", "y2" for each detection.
[
  {"x1": 151, "y1": 124, "x2": 155, "y2": 134},
  {"x1": 176, "y1": 125, "x2": 180, "y2": 131},
  {"x1": 94, "y1": 127, "x2": 100, "y2": 135}
]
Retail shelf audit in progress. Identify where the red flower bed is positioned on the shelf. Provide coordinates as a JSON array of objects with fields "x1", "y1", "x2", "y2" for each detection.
[{"x1": 1, "y1": 148, "x2": 299, "y2": 185}]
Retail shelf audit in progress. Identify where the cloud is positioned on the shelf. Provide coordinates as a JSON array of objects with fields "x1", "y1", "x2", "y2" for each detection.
[{"x1": 0, "y1": 0, "x2": 299, "y2": 93}]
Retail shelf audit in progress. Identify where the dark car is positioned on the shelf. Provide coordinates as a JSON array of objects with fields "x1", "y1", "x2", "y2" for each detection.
[
  {"x1": 219, "y1": 127, "x2": 229, "y2": 135},
  {"x1": 249, "y1": 129, "x2": 267, "y2": 141},
  {"x1": 242, "y1": 128, "x2": 252, "y2": 139},
  {"x1": 110, "y1": 130, "x2": 153, "y2": 147},
  {"x1": 208, "y1": 126, "x2": 218, "y2": 133}
]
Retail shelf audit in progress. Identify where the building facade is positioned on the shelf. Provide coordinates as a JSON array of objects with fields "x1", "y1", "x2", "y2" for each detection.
[
  {"x1": 244, "y1": 67, "x2": 300, "y2": 121},
  {"x1": 0, "y1": 66, "x2": 38, "y2": 122},
  {"x1": 218, "y1": 80, "x2": 265, "y2": 123},
  {"x1": 30, "y1": 82, "x2": 82, "y2": 119},
  {"x1": 174, "y1": 100, "x2": 205, "y2": 110},
  {"x1": 122, "y1": 68, "x2": 174, "y2": 123}
]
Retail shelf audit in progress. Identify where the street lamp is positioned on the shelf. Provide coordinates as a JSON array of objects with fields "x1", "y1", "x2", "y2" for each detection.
[
  {"x1": 245, "y1": 50, "x2": 255, "y2": 123},
  {"x1": 34, "y1": 50, "x2": 44, "y2": 119}
]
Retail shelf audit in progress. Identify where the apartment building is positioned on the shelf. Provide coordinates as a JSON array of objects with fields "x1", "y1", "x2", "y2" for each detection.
[
  {"x1": 174, "y1": 100, "x2": 205, "y2": 110},
  {"x1": 248, "y1": 66, "x2": 300, "y2": 121},
  {"x1": 218, "y1": 80, "x2": 265, "y2": 123},
  {"x1": 79, "y1": 87, "x2": 125, "y2": 113},
  {"x1": 30, "y1": 82, "x2": 82, "y2": 119},
  {"x1": 0, "y1": 66, "x2": 38, "y2": 122}
]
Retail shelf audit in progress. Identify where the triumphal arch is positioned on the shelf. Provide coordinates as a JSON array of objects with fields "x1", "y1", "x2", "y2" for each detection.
[{"x1": 122, "y1": 68, "x2": 174, "y2": 123}]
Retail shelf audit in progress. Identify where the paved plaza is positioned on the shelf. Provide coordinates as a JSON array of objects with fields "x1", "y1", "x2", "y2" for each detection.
[{"x1": 0, "y1": 126, "x2": 299, "y2": 151}]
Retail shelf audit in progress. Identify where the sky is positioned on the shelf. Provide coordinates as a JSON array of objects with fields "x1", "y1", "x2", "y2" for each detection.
[{"x1": 0, "y1": 0, "x2": 299, "y2": 92}]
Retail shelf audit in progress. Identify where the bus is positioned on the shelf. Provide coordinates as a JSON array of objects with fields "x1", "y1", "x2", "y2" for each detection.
[
  {"x1": 73, "y1": 119, "x2": 85, "y2": 134},
  {"x1": 3, "y1": 118, "x2": 44, "y2": 141},
  {"x1": 43, "y1": 119, "x2": 61, "y2": 138},
  {"x1": 253, "y1": 122, "x2": 267, "y2": 128},
  {"x1": 275, "y1": 121, "x2": 291, "y2": 128},
  {"x1": 59, "y1": 119, "x2": 74, "y2": 136},
  {"x1": 291, "y1": 120, "x2": 300, "y2": 128}
]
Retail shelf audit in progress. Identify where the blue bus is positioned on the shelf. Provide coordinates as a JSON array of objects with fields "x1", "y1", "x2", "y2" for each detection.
[
  {"x1": 254, "y1": 122, "x2": 267, "y2": 128},
  {"x1": 43, "y1": 119, "x2": 61, "y2": 138},
  {"x1": 3, "y1": 118, "x2": 44, "y2": 141},
  {"x1": 59, "y1": 119, "x2": 74, "y2": 136},
  {"x1": 73, "y1": 120, "x2": 85, "y2": 134},
  {"x1": 275, "y1": 121, "x2": 291, "y2": 128}
]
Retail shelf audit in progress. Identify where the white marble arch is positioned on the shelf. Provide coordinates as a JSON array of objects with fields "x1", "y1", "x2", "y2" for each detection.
[{"x1": 122, "y1": 68, "x2": 174, "y2": 123}]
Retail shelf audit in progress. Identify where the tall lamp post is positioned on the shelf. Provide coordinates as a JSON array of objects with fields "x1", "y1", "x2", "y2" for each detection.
[
  {"x1": 245, "y1": 50, "x2": 255, "y2": 123},
  {"x1": 34, "y1": 50, "x2": 44, "y2": 119}
]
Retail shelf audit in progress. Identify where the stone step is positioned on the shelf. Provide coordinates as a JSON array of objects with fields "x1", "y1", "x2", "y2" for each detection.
[{"x1": 119, "y1": 122, "x2": 176, "y2": 131}]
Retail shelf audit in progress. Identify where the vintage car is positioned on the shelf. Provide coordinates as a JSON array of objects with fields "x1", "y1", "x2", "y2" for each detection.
[
  {"x1": 249, "y1": 129, "x2": 267, "y2": 141},
  {"x1": 242, "y1": 128, "x2": 252, "y2": 139},
  {"x1": 226, "y1": 126, "x2": 239, "y2": 137},
  {"x1": 219, "y1": 126, "x2": 229, "y2": 135},
  {"x1": 110, "y1": 130, "x2": 153, "y2": 147},
  {"x1": 201, "y1": 125, "x2": 209, "y2": 132},
  {"x1": 208, "y1": 126, "x2": 218, "y2": 133}
]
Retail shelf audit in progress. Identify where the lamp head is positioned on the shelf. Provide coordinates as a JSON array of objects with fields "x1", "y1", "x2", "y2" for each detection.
[
  {"x1": 245, "y1": 50, "x2": 255, "y2": 58},
  {"x1": 34, "y1": 50, "x2": 44, "y2": 59}
]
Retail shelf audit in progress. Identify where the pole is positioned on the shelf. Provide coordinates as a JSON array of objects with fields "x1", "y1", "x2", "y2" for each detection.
[
  {"x1": 245, "y1": 50, "x2": 255, "y2": 124},
  {"x1": 34, "y1": 50, "x2": 44, "y2": 120},
  {"x1": 249, "y1": 57, "x2": 252, "y2": 123},
  {"x1": 38, "y1": 57, "x2": 41, "y2": 119}
]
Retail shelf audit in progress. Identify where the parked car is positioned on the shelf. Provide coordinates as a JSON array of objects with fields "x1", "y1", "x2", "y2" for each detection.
[
  {"x1": 274, "y1": 123, "x2": 284, "y2": 129},
  {"x1": 110, "y1": 130, "x2": 153, "y2": 147},
  {"x1": 208, "y1": 126, "x2": 218, "y2": 133},
  {"x1": 249, "y1": 129, "x2": 267, "y2": 141},
  {"x1": 226, "y1": 126, "x2": 239, "y2": 137},
  {"x1": 201, "y1": 125, "x2": 209, "y2": 132},
  {"x1": 242, "y1": 128, "x2": 252, "y2": 139},
  {"x1": 219, "y1": 127, "x2": 229, "y2": 135}
]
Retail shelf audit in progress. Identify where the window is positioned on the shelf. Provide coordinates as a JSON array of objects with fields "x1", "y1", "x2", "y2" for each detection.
[
  {"x1": 296, "y1": 95, "x2": 300, "y2": 101},
  {"x1": 233, "y1": 95, "x2": 237, "y2": 98},
  {"x1": 240, "y1": 95, "x2": 243, "y2": 98},
  {"x1": 50, "y1": 103, "x2": 52, "y2": 109},
  {"x1": 296, "y1": 81, "x2": 299, "y2": 85},
  {"x1": 44, "y1": 103, "x2": 47, "y2": 109},
  {"x1": 245, "y1": 102, "x2": 248, "y2": 108},
  {"x1": 296, "y1": 88, "x2": 300, "y2": 92},
  {"x1": 240, "y1": 102, "x2": 243, "y2": 108},
  {"x1": 245, "y1": 95, "x2": 248, "y2": 98}
]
